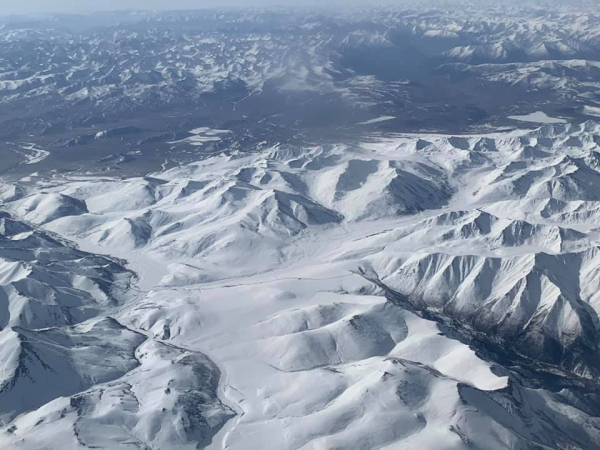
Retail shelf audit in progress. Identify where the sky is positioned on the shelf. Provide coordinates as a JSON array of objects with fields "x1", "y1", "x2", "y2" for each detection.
[
  {"x1": 0, "y1": 0, "x2": 357, "y2": 15},
  {"x1": 0, "y1": 0, "x2": 580, "y2": 15},
  {"x1": 2, "y1": 1, "x2": 236, "y2": 14}
]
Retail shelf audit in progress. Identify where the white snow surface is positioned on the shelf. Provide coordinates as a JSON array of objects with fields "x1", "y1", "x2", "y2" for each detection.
[
  {"x1": 584, "y1": 106, "x2": 600, "y2": 118},
  {"x1": 508, "y1": 111, "x2": 567, "y2": 124},
  {"x1": 11, "y1": 143, "x2": 50, "y2": 165},
  {"x1": 358, "y1": 116, "x2": 396, "y2": 125},
  {"x1": 2, "y1": 122, "x2": 600, "y2": 448},
  {"x1": 169, "y1": 128, "x2": 232, "y2": 147}
]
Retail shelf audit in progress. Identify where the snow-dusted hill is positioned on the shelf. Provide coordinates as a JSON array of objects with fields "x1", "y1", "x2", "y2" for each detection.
[{"x1": 2, "y1": 121, "x2": 600, "y2": 448}]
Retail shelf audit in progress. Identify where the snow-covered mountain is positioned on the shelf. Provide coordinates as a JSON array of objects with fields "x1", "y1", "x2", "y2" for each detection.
[
  {"x1": 0, "y1": 211, "x2": 232, "y2": 448},
  {"x1": 3, "y1": 120, "x2": 600, "y2": 448},
  {"x1": 2, "y1": 4, "x2": 600, "y2": 179}
]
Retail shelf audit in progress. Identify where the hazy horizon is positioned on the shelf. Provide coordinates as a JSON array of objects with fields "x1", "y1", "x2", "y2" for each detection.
[
  {"x1": 0, "y1": 0, "x2": 587, "y2": 16},
  {"x1": 0, "y1": 0, "x2": 385, "y2": 15}
]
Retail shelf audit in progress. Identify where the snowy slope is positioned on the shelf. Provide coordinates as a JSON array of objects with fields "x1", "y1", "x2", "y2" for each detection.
[
  {"x1": 2, "y1": 121, "x2": 600, "y2": 448},
  {"x1": 0, "y1": 215, "x2": 232, "y2": 448}
]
